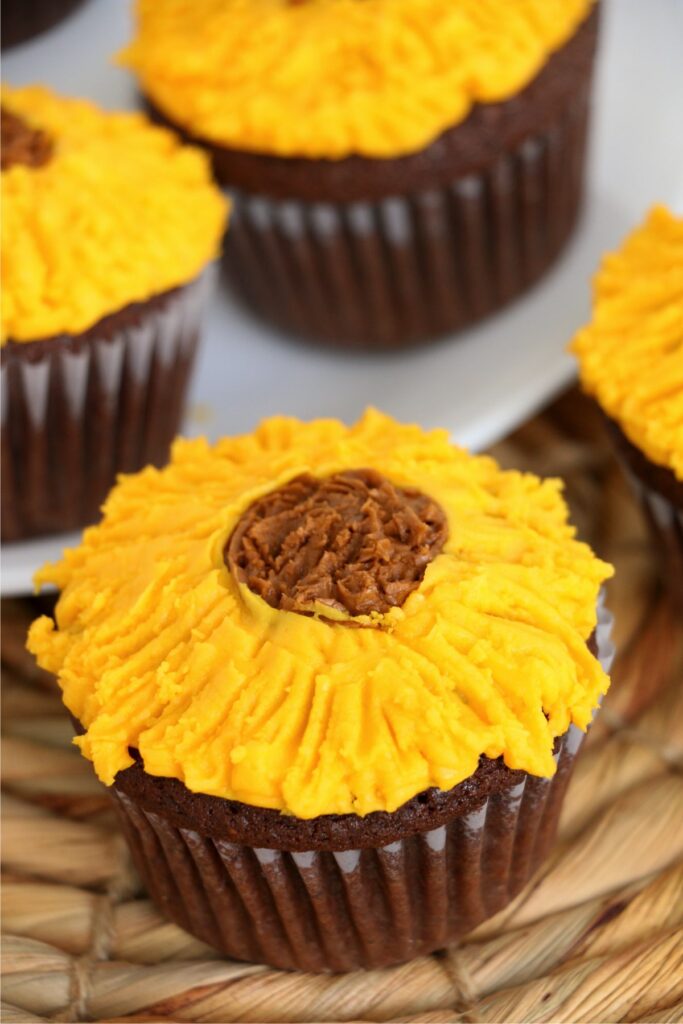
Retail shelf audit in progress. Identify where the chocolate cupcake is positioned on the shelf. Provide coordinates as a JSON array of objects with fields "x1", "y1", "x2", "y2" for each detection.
[
  {"x1": 120, "y1": 0, "x2": 600, "y2": 350},
  {"x1": 1, "y1": 85, "x2": 228, "y2": 541},
  {"x1": 571, "y1": 206, "x2": 683, "y2": 607},
  {"x1": 1, "y1": 0, "x2": 87, "y2": 50},
  {"x1": 28, "y1": 411, "x2": 614, "y2": 971}
]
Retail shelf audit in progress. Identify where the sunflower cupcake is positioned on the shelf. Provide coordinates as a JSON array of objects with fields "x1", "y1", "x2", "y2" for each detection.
[
  {"x1": 572, "y1": 206, "x2": 683, "y2": 606},
  {"x1": 28, "y1": 410, "x2": 613, "y2": 971},
  {"x1": 120, "y1": 0, "x2": 600, "y2": 350},
  {"x1": 1, "y1": 85, "x2": 228, "y2": 541}
]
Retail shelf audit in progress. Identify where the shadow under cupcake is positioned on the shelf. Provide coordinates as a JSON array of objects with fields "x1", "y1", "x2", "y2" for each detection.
[{"x1": 120, "y1": 0, "x2": 601, "y2": 351}]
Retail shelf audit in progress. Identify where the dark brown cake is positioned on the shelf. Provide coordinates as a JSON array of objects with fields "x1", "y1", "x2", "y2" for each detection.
[
  {"x1": 1, "y1": 0, "x2": 86, "y2": 49},
  {"x1": 146, "y1": 6, "x2": 600, "y2": 349}
]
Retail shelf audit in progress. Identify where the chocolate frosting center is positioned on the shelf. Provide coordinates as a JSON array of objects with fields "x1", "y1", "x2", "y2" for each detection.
[
  {"x1": 1, "y1": 106, "x2": 53, "y2": 170},
  {"x1": 226, "y1": 469, "x2": 448, "y2": 617}
]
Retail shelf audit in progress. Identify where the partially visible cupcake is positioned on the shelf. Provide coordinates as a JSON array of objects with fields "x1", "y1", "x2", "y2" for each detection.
[
  {"x1": 28, "y1": 410, "x2": 614, "y2": 971},
  {"x1": 1, "y1": 0, "x2": 87, "y2": 50},
  {"x1": 571, "y1": 206, "x2": 683, "y2": 606},
  {"x1": 120, "y1": 0, "x2": 600, "y2": 350},
  {"x1": 1, "y1": 85, "x2": 228, "y2": 541}
]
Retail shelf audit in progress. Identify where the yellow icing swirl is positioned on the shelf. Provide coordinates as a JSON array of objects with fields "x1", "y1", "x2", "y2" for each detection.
[
  {"x1": 1, "y1": 85, "x2": 228, "y2": 344},
  {"x1": 572, "y1": 206, "x2": 683, "y2": 481},
  {"x1": 28, "y1": 411, "x2": 612, "y2": 819},
  {"x1": 120, "y1": 0, "x2": 594, "y2": 160}
]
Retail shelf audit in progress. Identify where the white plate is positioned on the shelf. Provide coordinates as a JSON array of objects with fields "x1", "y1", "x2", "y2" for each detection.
[{"x1": 3, "y1": 0, "x2": 682, "y2": 596}]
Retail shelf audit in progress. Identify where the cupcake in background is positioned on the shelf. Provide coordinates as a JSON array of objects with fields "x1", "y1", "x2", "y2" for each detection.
[
  {"x1": 571, "y1": 206, "x2": 683, "y2": 605},
  {"x1": 1, "y1": 85, "x2": 228, "y2": 541},
  {"x1": 1, "y1": 0, "x2": 87, "y2": 49},
  {"x1": 28, "y1": 410, "x2": 614, "y2": 971},
  {"x1": 120, "y1": 0, "x2": 600, "y2": 351}
]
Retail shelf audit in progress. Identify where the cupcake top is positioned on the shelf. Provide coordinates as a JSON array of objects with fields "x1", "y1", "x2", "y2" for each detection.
[
  {"x1": 1, "y1": 85, "x2": 228, "y2": 344},
  {"x1": 572, "y1": 206, "x2": 683, "y2": 481},
  {"x1": 120, "y1": 0, "x2": 594, "y2": 161},
  {"x1": 29, "y1": 411, "x2": 612, "y2": 819}
]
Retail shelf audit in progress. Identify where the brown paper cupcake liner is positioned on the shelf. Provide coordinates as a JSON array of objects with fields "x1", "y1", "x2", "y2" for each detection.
[
  {"x1": 635, "y1": 488, "x2": 683, "y2": 608},
  {"x1": 110, "y1": 600, "x2": 614, "y2": 973},
  {"x1": 1, "y1": 0, "x2": 87, "y2": 49},
  {"x1": 1, "y1": 269, "x2": 214, "y2": 541},
  {"x1": 223, "y1": 91, "x2": 591, "y2": 350},
  {"x1": 604, "y1": 416, "x2": 683, "y2": 608}
]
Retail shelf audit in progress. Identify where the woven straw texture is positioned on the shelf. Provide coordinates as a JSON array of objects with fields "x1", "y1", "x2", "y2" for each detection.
[{"x1": 2, "y1": 388, "x2": 682, "y2": 1024}]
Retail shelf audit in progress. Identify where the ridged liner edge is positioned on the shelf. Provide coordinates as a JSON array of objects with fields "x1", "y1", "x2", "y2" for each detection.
[
  {"x1": 1, "y1": 269, "x2": 214, "y2": 541},
  {"x1": 223, "y1": 89, "x2": 591, "y2": 349},
  {"x1": 112, "y1": 600, "x2": 614, "y2": 972}
]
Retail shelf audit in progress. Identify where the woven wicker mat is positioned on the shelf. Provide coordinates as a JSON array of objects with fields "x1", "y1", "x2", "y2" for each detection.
[{"x1": 2, "y1": 388, "x2": 682, "y2": 1024}]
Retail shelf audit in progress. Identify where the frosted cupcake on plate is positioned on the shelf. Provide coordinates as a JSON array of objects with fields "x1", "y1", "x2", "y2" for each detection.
[
  {"x1": 120, "y1": 0, "x2": 600, "y2": 350},
  {"x1": 1, "y1": 85, "x2": 228, "y2": 541},
  {"x1": 28, "y1": 410, "x2": 614, "y2": 971},
  {"x1": 572, "y1": 206, "x2": 683, "y2": 605}
]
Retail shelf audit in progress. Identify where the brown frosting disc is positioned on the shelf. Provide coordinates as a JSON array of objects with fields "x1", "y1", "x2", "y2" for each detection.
[{"x1": 226, "y1": 468, "x2": 448, "y2": 617}]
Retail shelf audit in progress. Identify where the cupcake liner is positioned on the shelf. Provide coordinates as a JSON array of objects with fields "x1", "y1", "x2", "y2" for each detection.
[
  {"x1": 635, "y1": 487, "x2": 683, "y2": 607},
  {"x1": 111, "y1": 600, "x2": 614, "y2": 972},
  {"x1": 1, "y1": 0, "x2": 87, "y2": 49},
  {"x1": 623, "y1": 465, "x2": 683, "y2": 609},
  {"x1": 223, "y1": 88, "x2": 591, "y2": 350},
  {"x1": 1, "y1": 269, "x2": 214, "y2": 541},
  {"x1": 604, "y1": 419, "x2": 683, "y2": 608}
]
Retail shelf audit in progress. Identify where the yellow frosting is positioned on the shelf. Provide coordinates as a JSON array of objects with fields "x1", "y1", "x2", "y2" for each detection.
[
  {"x1": 572, "y1": 207, "x2": 683, "y2": 481},
  {"x1": 28, "y1": 411, "x2": 612, "y2": 819},
  {"x1": 120, "y1": 0, "x2": 593, "y2": 161},
  {"x1": 1, "y1": 85, "x2": 228, "y2": 344}
]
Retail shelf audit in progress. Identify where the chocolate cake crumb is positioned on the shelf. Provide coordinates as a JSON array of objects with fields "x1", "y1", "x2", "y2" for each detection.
[
  {"x1": 226, "y1": 468, "x2": 448, "y2": 616},
  {"x1": 1, "y1": 106, "x2": 53, "y2": 170}
]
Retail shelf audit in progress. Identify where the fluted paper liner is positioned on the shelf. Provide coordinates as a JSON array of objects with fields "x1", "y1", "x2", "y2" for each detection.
[
  {"x1": 111, "y1": 600, "x2": 614, "y2": 973},
  {"x1": 636, "y1": 487, "x2": 683, "y2": 607},
  {"x1": 1, "y1": 0, "x2": 86, "y2": 50},
  {"x1": 223, "y1": 91, "x2": 591, "y2": 350},
  {"x1": 611, "y1": 443, "x2": 683, "y2": 609},
  {"x1": 1, "y1": 270, "x2": 214, "y2": 541}
]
